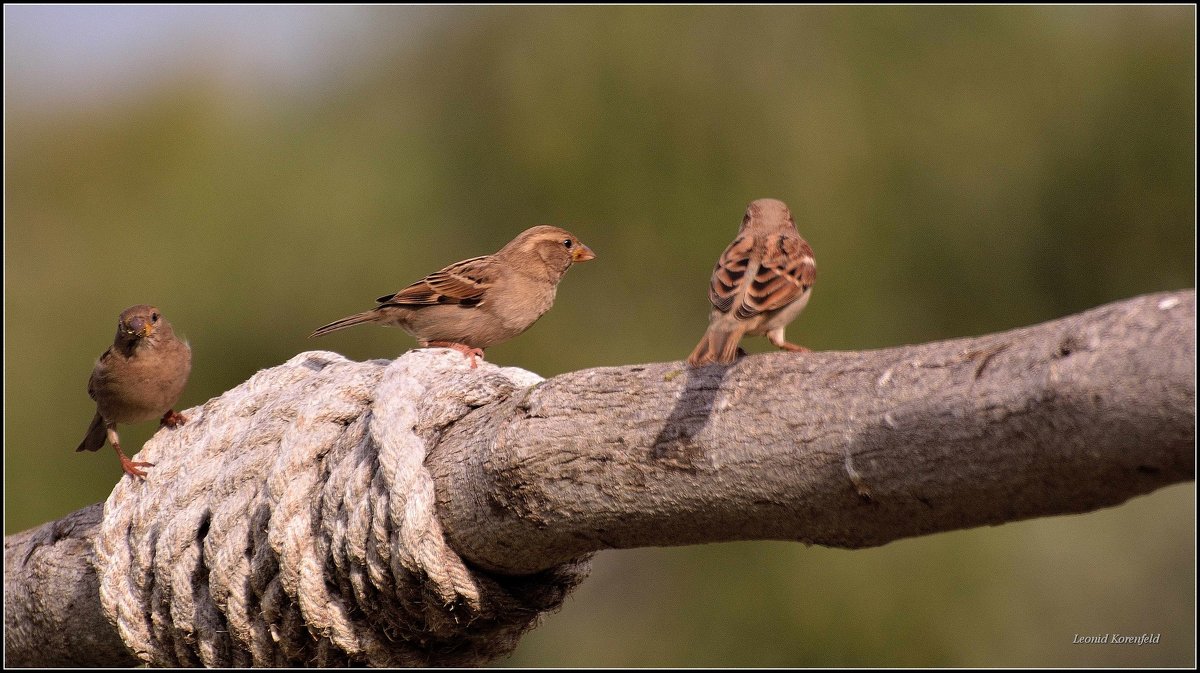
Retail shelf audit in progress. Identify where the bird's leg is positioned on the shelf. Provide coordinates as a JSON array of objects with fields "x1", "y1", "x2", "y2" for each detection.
[
  {"x1": 424, "y1": 341, "x2": 486, "y2": 369},
  {"x1": 160, "y1": 409, "x2": 187, "y2": 428},
  {"x1": 107, "y1": 425, "x2": 153, "y2": 479},
  {"x1": 767, "y1": 327, "x2": 810, "y2": 353}
]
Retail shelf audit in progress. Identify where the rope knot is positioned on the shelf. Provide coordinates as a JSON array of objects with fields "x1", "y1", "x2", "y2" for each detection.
[{"x1": 96, "y1": 349, "x2": 591, "y2": 666}]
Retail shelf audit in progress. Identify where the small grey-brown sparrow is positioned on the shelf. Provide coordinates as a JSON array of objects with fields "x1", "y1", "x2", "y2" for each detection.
[
  {"x1": 311, "y1": 225, "x2": 595, "y2": 367},
  {"x1": 688, "y1": 198, "x2": 816, "y2": 367},
  {"x1": 77, "y1": 304, "x2": 192, "y2": 478}
]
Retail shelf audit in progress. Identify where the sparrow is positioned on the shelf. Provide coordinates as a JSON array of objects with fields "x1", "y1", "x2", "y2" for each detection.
[
  {"x1": 77, "y1": 304, "x2": 193, "y2": 478},
  {"x1": 310, "y1": 225, "x2": 595, "y2": 367},
  {"x1": 687, "y1": 198, "x2": 816, "y2": 367}
]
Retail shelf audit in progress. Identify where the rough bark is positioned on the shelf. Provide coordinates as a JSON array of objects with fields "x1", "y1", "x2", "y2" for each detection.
[
  {"x1": 4, "y1": 504, "x2": 142, "y2": 667},
  {"x1": 432, "y1": 289, "x2": 1195, "y2": 573},
  {"x1": 4, "y1": 289, "x2": 1194, "y2": 666}
]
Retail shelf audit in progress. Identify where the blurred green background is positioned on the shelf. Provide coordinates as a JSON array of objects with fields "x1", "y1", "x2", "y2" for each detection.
[{"x1": 5, "y1": 5, "x2": 1194, "y2": 667}]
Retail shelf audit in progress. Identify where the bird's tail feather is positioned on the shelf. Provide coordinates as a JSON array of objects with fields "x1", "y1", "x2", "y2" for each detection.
[
  {"x1": 76, "y1": 412, "x2": 106, "y2": 453},
  {"x1": 686, "y1": 325, "x2": 747, "y2": 367},
  {"x1": 309, "y1": 311, "x2": 377, "y2": 338}
]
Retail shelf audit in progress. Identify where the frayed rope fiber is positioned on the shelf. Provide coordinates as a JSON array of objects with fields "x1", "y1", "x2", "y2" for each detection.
[{"x1": 95, "y1": 349, "x2": 592, "y2": 666}]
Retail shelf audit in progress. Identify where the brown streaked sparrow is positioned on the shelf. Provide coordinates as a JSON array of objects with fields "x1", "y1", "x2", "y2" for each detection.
[
  {"x1": 688, "y1": 198, "x2": 816, "y2": 367},
  {"x1": 311, "y1": 225, "x2": 596, "y2": 367}
]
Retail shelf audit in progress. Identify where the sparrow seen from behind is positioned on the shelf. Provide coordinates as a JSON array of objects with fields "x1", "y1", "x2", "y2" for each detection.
[{"x1": 688, "y1": 198, "x2": 816, "y2": 367}]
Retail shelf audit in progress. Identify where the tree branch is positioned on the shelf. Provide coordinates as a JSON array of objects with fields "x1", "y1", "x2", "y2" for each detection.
[
  {"x1": 433, "y1": 289, "x2": 1195, "y2": 572},
  {"x1": 5, "y1": 290, "x2": 1194, "y2": 666},
  {"x1": 4, "y1": 504, "x2": 141, "y2": 667}
]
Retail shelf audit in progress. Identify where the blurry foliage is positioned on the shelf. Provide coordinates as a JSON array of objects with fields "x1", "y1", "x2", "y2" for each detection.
[{"x1": 4, "y1": 5, "x2": 1194, "y2": 667}]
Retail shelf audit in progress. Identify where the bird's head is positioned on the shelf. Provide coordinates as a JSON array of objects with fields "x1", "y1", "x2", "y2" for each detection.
[
  {"x1": 740, "y1": 198, "x2": 795, "y2": 233},
  {"x1": 115, "y1": 304, "x2": 171, "y2": 346},
  {"x1": 504, "y1": 225, "x2": 596, "y2": 280}
]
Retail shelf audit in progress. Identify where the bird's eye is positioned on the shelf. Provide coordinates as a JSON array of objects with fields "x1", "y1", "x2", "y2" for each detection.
[
  {"x1": 563, "y1": 239, "x2": 573, "y2": 249},
  {"x1": 151, "y1": 313, "x2": 159, "y2": 322}
]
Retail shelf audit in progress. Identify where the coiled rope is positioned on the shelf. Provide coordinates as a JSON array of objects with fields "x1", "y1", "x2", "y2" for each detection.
[{"x1": 96, "y1": 349, "x2": 591, "y2": 666}]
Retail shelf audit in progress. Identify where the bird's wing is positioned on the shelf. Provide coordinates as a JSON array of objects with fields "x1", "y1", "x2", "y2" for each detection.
[
  {"x1": 710, "y1": 234, "x2": 815, "y2": 319},
  {"x1": 376, "y1": 255, "x2": 496, "y2": 308},
  {"x1": 87, "y1": 348, "x2": 114, "y2": 401}
]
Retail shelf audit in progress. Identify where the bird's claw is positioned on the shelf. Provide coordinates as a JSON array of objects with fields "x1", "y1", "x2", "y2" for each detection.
[
  {"x1": 160, "y1": 409, "x2": 188, "y2": 428},
  {"x1": 426, "y1": 341, "x2": 486, "y2": 369},
  {"x1": 120, "y1": 458, "x2": 155, "y2": 479}
]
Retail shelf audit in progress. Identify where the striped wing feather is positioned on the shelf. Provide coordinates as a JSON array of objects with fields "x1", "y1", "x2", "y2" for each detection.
[
  {"x1": 377, "y1": 255, "x2": 495, "y2": 308},
  {"x1": 709, "y1": 234, "x2": 814, "y2": 319}
]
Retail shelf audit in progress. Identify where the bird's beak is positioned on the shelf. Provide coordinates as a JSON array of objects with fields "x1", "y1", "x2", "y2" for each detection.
[
  {"x1": 572, "y1": 244, "x2": 596, "y2": 263},
  {"x1": 128, "y1": 316, "x2": 153, "y2": 338}
]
